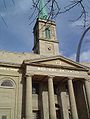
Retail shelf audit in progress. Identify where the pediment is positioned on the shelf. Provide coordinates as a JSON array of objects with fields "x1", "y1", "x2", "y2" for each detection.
[
  {"x1": 39, "y1": 59, "x2": 77, "y2": 68},
  {"x1": 24, "y1": 55, "x2": 89, "y2": 71}
]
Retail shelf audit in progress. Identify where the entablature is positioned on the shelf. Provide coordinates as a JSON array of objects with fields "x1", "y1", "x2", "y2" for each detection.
[{"x1": 26, "y1": 64, "x2": 88, "y2": 79}]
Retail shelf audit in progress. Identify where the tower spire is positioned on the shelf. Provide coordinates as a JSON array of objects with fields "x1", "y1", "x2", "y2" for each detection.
[
  {"x1": 33, "y1": 0, "x2": 59, "y2": 55},
  {"x1": 38, "y1": 0, "x2": 48, "y2": 20}
]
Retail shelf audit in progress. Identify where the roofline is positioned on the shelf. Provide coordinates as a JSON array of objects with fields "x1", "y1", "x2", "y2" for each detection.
[
  {"x1": 0, "y1": 62, "x2": 21, "y2": 68},
  {"x1": 24, "y1": 55, "x2": 90, "y2": 69},
  {"x1": 24, "y1": 55, "x2": 90, "y2": 70}
]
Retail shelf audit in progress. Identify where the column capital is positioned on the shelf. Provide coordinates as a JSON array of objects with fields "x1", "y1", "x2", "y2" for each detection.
[
  {"x1": 48, "y1": 75, "x2": 55, "y2": 79},
  {"x1": 25, "y1": 73, "x2": 34, "y2": 78},
  {"x1": 84, "y1": 77, "x2": 90, "y2": 82},
  {"x1": 68, "y1": 77, "x2": 74, "y2": 80},
  {"x1": 88, "y1": 70, "x2": 90, "y2": 75}
]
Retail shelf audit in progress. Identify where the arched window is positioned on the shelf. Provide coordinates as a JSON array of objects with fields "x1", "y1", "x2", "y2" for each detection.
[
  {"x1": 45, "y1": 27, "x2": 51, "y2": 39},
  {"x1": 0, "y1": 80, "x2": 14, "y2": 87}
]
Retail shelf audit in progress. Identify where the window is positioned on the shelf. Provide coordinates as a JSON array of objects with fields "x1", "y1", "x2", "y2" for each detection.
[
  {"x1": 32, "y1": 83, "x2": 39, "y2": 94},
  {"x1": 2, "y1": 115, "x2": 7, "y2": 119},
  {"x1": 0, "y1": 80, "x2": 13, "y2": 87},
  {"x1": 45, "y1": 27, "x2": 51, "y2": 39}
]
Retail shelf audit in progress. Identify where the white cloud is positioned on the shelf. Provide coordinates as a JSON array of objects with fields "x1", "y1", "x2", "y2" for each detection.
[
  {"x1": 71, "y1": 18, "x2": 90, "y2": 28},
  {"x1": 71, "y1": 20, "x2": 84, "y2": 27},
  {"x1": 80, "y1": 50, "x2": 90, "y2": 62},
  {"x1": 69, "y1": 53, "x2": 76, "y2": 61},
  {"x1": 69, "y1": 50, "x2": 90, "y2": 62}
]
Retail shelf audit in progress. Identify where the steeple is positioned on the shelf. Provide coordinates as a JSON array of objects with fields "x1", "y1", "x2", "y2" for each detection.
[
  {"x1": 33, "y1": 0, "x2": 59, "y2": 56},
  {"x1": 38, "y1": 0, "x2": 48, "y2": 20}
]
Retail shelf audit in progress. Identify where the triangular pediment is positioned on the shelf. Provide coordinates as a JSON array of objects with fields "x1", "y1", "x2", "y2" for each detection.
[
  {"x1": 24, "y1": 55, "x2": 89, "y2": 71},
  {"x1": 39, "y1": 59, "x2": 77, "y2": 68}
]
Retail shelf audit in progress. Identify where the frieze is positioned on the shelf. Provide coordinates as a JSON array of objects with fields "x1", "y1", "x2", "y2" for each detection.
[
  {"x1": 27, "y1": 65, "x2": 87, "y2": 77},
  {"x1": 37, "y1": 67, "x2": 79, "y2": 73}
]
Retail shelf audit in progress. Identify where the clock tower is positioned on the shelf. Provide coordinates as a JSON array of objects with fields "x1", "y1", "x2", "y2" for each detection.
[{"x1": 33, "y1": 0, "x2": 59, "y2": 56}]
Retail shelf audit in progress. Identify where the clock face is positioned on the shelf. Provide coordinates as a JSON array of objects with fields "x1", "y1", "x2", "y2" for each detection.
[
  {"x1": 45, "y1": 43, "x2": 54, "y2": 54},
  {"x1": 48, "y1": 46, "x2": 51, "y2": 51}
]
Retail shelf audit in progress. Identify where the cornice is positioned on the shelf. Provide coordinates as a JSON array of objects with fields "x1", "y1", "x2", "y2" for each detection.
[
  {"x1": 24, "y1": 55, "x2": 90, "y2": 70},
  {"x1": 39, "y1": 38, "x2": 59, "y2": 43},
  {"x1": 0, "y1": 62, "x2": 21, "y2": 68},
  {"x1": 25, "y1": 62, "x2": 88, "y2": 71}
]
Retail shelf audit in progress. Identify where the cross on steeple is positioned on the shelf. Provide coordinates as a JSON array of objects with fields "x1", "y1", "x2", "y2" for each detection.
[{"x1": 38, "y1": 0, "x2": 48, "y2": 20}]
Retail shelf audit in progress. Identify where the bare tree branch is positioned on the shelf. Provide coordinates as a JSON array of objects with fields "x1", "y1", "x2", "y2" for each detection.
[
  {"x1": 0, "y1": 14, "x2": 8, "y2": 27},
  {"x1": 0, "y1": 0, "x2": 15, "y2": 27},
  {"x1": 30, "y1": 0, "x2": 90, "y2": 61},
  {"x1": 29, "y1": 0, "x2": 52, "y2": 25},
  {"x1": 3, "y1": 0, "x2": 7, "y2": 9}
]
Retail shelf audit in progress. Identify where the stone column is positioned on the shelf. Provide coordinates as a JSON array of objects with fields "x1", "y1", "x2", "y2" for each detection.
[
  {"x1": 26, "y1": 74, "x2": 33, "y2": 119},
  {"x1": 48, "y1": 76, "x2": 56, "y2": 119},
  {"x1": 39, "y1": 82, "x2": 49, "y2": 119},
  {"x1": 17, "y1": 73, "x2": 23, "y2": 119},
  {"x1": 58, "y1": 84, "x2": 69, "y2": 119},
  {"x1": 67, "y1": 78, "x2": 79, "y2": 119},
  {"x1": 85, "y1": 78, "x2": 90, "y2": 115}
]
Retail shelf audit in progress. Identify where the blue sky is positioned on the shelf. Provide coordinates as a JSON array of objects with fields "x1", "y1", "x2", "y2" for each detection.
[{"x1": 0, "y1": 0, "x2": 90, "y2": 62}]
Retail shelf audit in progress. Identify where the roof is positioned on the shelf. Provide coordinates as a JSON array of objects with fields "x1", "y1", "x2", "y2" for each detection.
[{"x1": 24, "y1": 55, "x2": 90, "y2": 71}]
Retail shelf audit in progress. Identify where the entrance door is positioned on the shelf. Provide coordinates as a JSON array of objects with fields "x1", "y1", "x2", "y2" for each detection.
[{"x1": 0, "y1": 109, "x2": 11, "y2": 119}]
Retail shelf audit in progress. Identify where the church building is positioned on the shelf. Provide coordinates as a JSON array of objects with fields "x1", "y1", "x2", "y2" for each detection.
[{"x1": 0, "y1": 0, "x2": 90, "y2": 119}]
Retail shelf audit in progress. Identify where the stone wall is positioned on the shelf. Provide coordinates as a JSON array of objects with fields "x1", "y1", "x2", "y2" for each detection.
[{"x1": 0, "y1": 50, "x2": 41, "y2": 64}]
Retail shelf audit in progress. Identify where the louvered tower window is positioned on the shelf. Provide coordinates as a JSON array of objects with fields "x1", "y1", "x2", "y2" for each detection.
[{"x1": 45, "y1": 27, "x2": 51, "y2": 39}]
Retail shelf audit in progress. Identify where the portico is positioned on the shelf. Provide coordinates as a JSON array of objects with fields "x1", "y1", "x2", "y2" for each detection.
[{"x1": 23, "y1": 56, "x2": 90, "y2": 119}]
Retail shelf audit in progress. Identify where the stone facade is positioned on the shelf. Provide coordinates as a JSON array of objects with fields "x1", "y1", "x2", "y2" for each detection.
[{"x1": 0, "y1": 18, "x2": 90, "y2": 119}]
